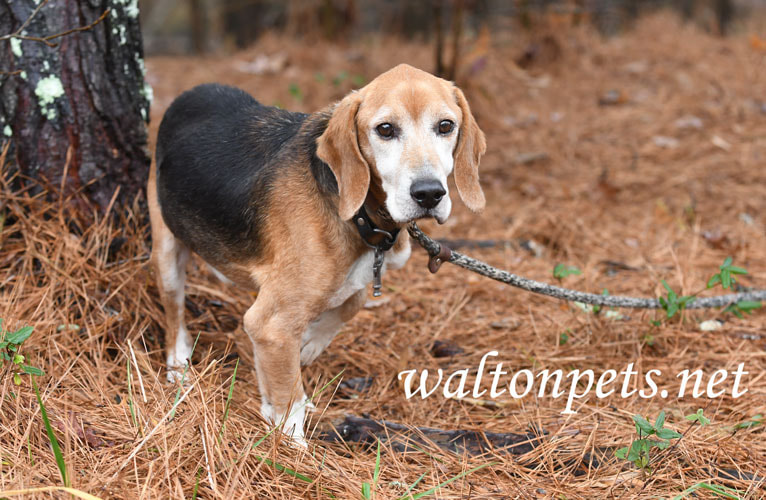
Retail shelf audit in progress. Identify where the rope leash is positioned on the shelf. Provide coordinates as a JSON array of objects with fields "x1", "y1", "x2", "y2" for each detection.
[{"x1": 407, "y1": 222, "x2": 766, "y2": 310}]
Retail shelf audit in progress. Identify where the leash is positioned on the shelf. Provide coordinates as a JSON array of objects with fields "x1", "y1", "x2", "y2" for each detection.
[{"x1": 407, "y1": 222, "x2": 766, "y2": 310}]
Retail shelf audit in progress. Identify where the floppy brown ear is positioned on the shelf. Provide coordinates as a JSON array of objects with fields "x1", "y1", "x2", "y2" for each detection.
[
  {"x1": 316, "y1": 92, "x2": 370, "y2": 221},
  {"x1": 453, "y1": 86, "x2": 487, "y2": 213}
]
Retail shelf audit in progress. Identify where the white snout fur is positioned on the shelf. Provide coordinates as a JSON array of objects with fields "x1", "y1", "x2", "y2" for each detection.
[{"x1": 367, "y1": 106, "x2": 457, "y2": 224}]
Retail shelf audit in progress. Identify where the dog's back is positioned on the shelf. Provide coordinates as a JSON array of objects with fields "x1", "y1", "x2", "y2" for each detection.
[{"x1": 156, "y1": 84, "x2": 308, "y2": 262}]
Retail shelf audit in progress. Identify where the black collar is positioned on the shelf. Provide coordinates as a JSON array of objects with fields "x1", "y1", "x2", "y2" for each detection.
[{"x1": 353, "y1": 205, "x2": 400, "y2": 252}]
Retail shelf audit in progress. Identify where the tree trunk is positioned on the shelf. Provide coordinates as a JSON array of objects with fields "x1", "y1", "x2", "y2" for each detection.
[
  {"x1": 0, "y1": 0, "x2": 151, "y2": 216},
  {"x1": 188, "y1": 0, "x2": 206, "y2": 53}
]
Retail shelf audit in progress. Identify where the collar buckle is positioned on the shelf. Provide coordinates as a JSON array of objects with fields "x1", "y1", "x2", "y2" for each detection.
[{"x1": 354, "y1": 206, "x2": 400, "y2": 297}]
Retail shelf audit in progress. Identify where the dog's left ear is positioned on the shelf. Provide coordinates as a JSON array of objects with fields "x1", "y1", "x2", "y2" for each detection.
[
  {"x1": 317, "y1": 92, "x2": 370, "y2": 221},
  {"x1": 453, "y1": 86, "x2": 486, "y2": 213}
]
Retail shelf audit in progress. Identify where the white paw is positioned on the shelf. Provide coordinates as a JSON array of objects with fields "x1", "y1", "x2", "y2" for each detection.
[
  {"x1": 261, "y1": 397, "x2": 310, "y2": 447},
  {"x1": 288, "y1": 433, "x2": 308, "y2": 449},
  {"x1": 166, "y1": 367, "x2": 185, "y2": 384},
  {"x1": 166, "y1": 327, "x2": 193, "y2": 383}
]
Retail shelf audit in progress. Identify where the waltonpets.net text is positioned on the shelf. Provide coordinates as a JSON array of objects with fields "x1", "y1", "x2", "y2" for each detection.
[{"x1": 397, "y1": 351, "x2": 748, "y2": 414}]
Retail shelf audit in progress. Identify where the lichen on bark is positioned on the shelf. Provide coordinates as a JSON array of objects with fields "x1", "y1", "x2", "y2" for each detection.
[{"x1": 1, "y1": 0, "x2": 151, "y2": 214}]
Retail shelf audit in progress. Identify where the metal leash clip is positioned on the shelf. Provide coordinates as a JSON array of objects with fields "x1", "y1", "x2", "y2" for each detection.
[
  {"x1": 354, "y1": 206, "x2": 400, "y2": 297},
  {"x1": 428, "y1": 244, "x2": 452, "y2": 274},
  {"x1": 364, "y1": 228, "x2": 396, "y2": 297}
]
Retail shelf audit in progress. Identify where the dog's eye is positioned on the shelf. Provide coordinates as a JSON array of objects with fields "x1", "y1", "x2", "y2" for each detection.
[
  {"x1": 438, "y1": 120, "x2": 454, "y2": 135},
  {"x1": 376, "y1": 123, "x2": 395, "y2": 139}
]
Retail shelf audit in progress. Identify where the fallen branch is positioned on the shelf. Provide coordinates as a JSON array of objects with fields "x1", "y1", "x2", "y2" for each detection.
[
  {"x1": 408, "y1": 223, "x2": 766, "y2": 310},
  {"x1": 320, "y1": 414, "x2": 540, "y2": 456}
]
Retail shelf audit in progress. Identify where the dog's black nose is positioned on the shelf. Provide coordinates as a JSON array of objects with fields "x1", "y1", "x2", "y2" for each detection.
[{"x1": 410, "y1": 179, "x2": 446, "y2": 209}]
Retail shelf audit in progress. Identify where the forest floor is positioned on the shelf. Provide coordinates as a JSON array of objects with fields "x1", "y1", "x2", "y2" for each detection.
[{"x1": 2, "y1": 12, "x2": 766, "y2": 500}]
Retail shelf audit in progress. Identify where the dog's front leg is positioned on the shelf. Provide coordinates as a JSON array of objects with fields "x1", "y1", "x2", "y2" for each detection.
[{"x1": 243, "y1": 287, "x2": 314, "y2": 447}]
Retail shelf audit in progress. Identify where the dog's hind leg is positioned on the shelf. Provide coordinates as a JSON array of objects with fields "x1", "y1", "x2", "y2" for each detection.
[{"x1": 148, "y1": 163, "x2": 193, "y2": 383}]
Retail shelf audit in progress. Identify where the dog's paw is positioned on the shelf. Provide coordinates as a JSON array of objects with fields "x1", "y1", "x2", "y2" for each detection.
[
  {"x1": 288, "y1": 433, "x2": 308, "y2": 449},
  {"x1": 166, "y1": 365, "x2": 192, "y2": 384},
  {"x1": 261, "y1": 398, "x2": 310, "y2": 448}
]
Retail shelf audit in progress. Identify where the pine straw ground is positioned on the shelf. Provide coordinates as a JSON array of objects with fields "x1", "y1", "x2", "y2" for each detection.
[{"x1": 2, "y1": 13, "x2": 766, "y2": 500}]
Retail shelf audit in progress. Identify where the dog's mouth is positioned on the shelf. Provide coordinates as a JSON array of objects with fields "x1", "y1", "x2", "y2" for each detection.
[
  {"x1": 384, "y1": 200, "x2": 448, "y2": 226},
  {"x1": 407, "y1": 210, "x2": 447, "y2": 225}
]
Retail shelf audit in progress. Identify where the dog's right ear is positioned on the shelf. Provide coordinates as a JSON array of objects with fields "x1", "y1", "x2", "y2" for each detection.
[{"x1": 317, "y1": 92, "x2": 370, "y2": 221}]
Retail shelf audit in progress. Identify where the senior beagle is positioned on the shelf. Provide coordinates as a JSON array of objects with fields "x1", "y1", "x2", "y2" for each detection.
[{"x1": 148, "y1": 64, "x2": 486, "y2": 445}]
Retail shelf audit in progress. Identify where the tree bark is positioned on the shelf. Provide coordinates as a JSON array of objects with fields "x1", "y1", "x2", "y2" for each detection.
[{"x1": 1, "y1": 0, "x2": 151, "y2": 215}]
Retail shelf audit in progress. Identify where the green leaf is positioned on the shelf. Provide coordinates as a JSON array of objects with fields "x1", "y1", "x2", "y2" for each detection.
[
  {"x1": 559, "y1": 332, "x2": 569, "y2": 345},
  {"x1": 667, "y1": 302, "x2": 679, "y2": 318},
  {"x1": 721, "y1": 271, "x2": 731, "y2": 289},
  {"x1": 403, "y1": 462, "x2": 495, "y2": 500},
  {"x1": 656, "y1": 439, "x2": 670, "y2": 450},
  {"x1": 728, "y1": 266, "x2": 747, "y2": 275},
  {"x1": 13, "y1": 373, "x2": 22, "y2": 386},
  {"x1": 707, "y1": 274, "x2": 721, "y2": 289},
  {"x1": 654, "y1": 411, "x2": 666, "y2": 430},
  {"x1": 22, "y1": 365, "x2": 44, "y2": 376},
  {"x1": 361, "y1": 482, "x2": 371, "y2": 500},
  {"x1": 633, "y1": 415, "x2": 655, "y2": 435},
  {"x1": 734, "y1": 414, "x2": 763, "y2": 430},
  {"x1": 219, "y1": 358, "x2": 239, "y2": 440},
  {"x1": 373, "y1": 440, "x2": 382, "y2": 485},
  {"x1": 615, "y1": 447, "x2": 628, "y2": 459},
  {"x1": 32, "y1": 377, "x2": 68, "y2": 486},
  {"x1": 256, "y1": 455, "x2": 314, "y2": 483},
  {"x1": 737, "y1": 301, "x2": 762, "y2": 312},
  {"x1": 722, "y1": 256, "x2": 733, "y2": 268},
  {"x1": 671, "y1": 481, "x2": 741, "y2": 500},
  {"x1": 627, "y1": 440, "x2": 643, "y2": 461},
  {"x1": 661, "y1": 280, "x2": 673, "y2": 294},
  {"x1": 685, "y1": 408, "x2": 710, "y2": 426},
  {"x1": 6, "y1": 326, "x2": 34, "y2": 345},
  {"x1": 287, "y1": 83, "x2": 303, "y2": 102},
  {"x1": 656, "y1": 428, "x2": 682, "y2": 440},
  {"x1": 351, "y1": 74, "x2": 366, "y2": 87},
  {"x1": 553, "y1": 263, "x2": 582, "y2": 279},
  {"x1": 191, "y1": 470, "x2": 201, "y2": 500},
  {"x1": 724, "y1": 304, "x2": 744, "y2": 319},
  {"x1": 679, "y1": 295, "x2": 696, "y2": 307}
]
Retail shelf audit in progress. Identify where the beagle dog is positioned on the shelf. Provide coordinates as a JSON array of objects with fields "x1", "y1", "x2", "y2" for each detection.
[{"x1": 148, "y1": 64, "x2": 486, "y2": 446}]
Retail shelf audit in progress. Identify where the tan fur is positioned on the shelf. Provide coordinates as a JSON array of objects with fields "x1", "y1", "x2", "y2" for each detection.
[
  {"x1": 240, "y1": 164, "x2": 369, "y2": 419},
  {"x1": 316, "y1": 93, "x2": 369, "y2": 221},
  {"x1": 453, "y1": 87, "x2": 487, "y2": 212},
  {"x1": 148, "y1": 162, "x2": 192, "y2": 376}
]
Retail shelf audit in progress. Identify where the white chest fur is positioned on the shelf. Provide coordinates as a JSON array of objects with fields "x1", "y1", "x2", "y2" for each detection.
[{"x1": 327, "y1": 238, "x2": 411, "y2": 309}]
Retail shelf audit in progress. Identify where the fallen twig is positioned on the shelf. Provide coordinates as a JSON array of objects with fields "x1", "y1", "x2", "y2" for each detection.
[{"x1": 408, "y1": 223, "x2": 766, "y2": 309}]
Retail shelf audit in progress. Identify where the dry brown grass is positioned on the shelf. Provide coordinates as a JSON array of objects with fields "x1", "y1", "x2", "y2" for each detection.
[{"x1": 2, "y1": 12, "x2": 766, "y2": 500}]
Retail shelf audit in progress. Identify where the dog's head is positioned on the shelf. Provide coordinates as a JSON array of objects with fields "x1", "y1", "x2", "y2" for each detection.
[{"x1": 317, "y1": 64, "x2": 486, "y2": 224}]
